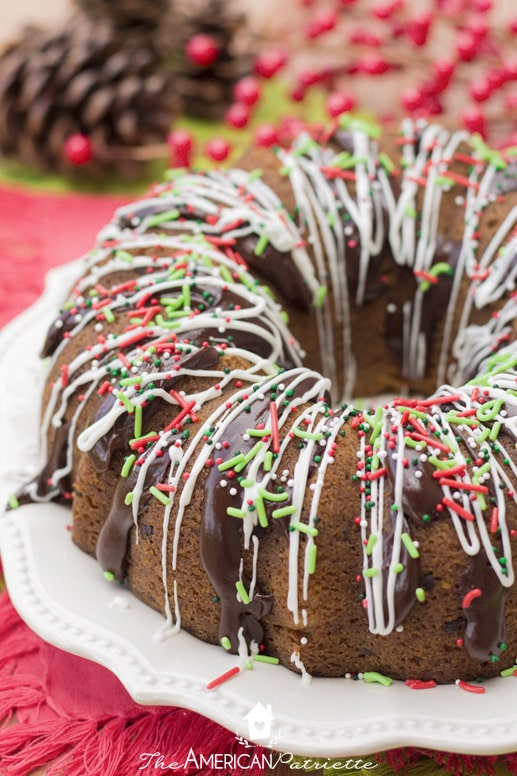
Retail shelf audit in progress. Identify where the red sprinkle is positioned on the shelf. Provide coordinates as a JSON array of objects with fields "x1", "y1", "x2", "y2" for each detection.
[
  {"x1": 438, "y1": 478, "x2": 488, "y2": 494},
  {"x1": 456, "y1": 680, "x2": 485, "y2": 694},
  {"x1": 442, "y1": 498, "x2": 475, "y2": 522},
  {"x1": 270, "y1": 401, "x2": 280, "y2": 454},
  {"x1": 206, "y1": 665, "x2": 241, "y2": 690},
  {"x1": 405, "y1": 679, "x2": 437, "y2": 690},
  {"x1": 490, "y1": 506, "x2": 499, "y2": 534},
  {"x1": 462, "y1": 588, "x2": 482, "y2": 608}
]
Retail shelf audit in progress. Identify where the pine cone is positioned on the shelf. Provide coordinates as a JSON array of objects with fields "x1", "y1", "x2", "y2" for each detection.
[
  {"x1": 177, "y1": 0, "x2": 254, "y2": 121},
  {"x1": 0, "y1": 15, "x2": 178, "y2": 177},
  {"x1": 74, "y1": 0, "x2": 171, "y2": 30}
]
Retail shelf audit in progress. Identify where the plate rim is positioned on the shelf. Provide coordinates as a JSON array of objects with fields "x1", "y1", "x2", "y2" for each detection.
[{"x1": 2, "y1": 261, "x2": 517, "y2": 758}]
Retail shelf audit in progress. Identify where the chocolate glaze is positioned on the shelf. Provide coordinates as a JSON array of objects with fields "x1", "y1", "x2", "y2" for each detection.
[
  {"x1": 96, "y1": 453, "x2": 171, "y2": 581},
  {"x1": 16, "y1": 421, "x2": 71, "y2": 504},
  {"x1": 460, "y1": 550, "x2": 508, "y2": 662},
  {"x1": 200, "y1": 373, "x2": 322, "y2": 653},
  {"x1": 381, "y1": 511, "x2": 420, "y2": 628},
  {"x1": 116, "y1": 199, "x2": 314, "y2": 314}
]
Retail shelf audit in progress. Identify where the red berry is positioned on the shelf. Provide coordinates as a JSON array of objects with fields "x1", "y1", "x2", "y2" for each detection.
[
  {"x1": 462, "y1": 105, "x2": 486, "y2": 136},
  {"x1": 503, "y1": 60, "x2": 517, "y2": 81},
  {"x1": 254, "y1": 49, "x2": 287, "y2": 79},
  {"x1": 255, "y1": 124, "x2": 280, "y2": 148},
  {"x1": 206, "y1": 138, "x2": 231, "y2": 162},
  {"x1": 470, "y1": 78, "x2": 491, "y2": 102},
  {"x1": 299, "y1": 69, "x2": 321, "y2": 88},
  {"x1": 510, "y1": 17, "x2": 517, "y2": 34},
  {"x1": 233, "y1": 76, "x2": 260, "y2": 106},
  {"x1": 471, "y1": 0, "x2": 491, "y2": 11},
  {"x1": 433, "y1": 59, "x2": 455, "y2": 85},
  {"x1": 64, "y1": 134, "x2": 92, "y2": 166},
  {"x1": 466, "y1": 15, "x2": 488, "y2": 42},
  {"x1": 315, "y1": 8, "x2": 337, "y2": 31},
  {"x1": 456, "y1": 31, "x2": 478, "y2": 62},
  {"x1": 348, "y1": 28, "x2": 381, "y2": 46},
  {"x1": 225, "y1": 103, "x2": 250, "y2": 129},
  {"x1": 406, "y1": 12, "x2": 432, "y2": 46},
  {"x1": 290, "y1": 84, "x2": 306, "y2": 102},
  {"x1": 372, "y1": 1, "x2": 399, "y2": 19},
  {"x1": 186, "y1": 34, "x2": 219, "y2": 67},
  {"x1": 167, "y1": 129, "x2": 193, "y2": 167},
  {"x1": 359, "y1": 54, "x2": 389, "y2": 74},
  {"x1": 326, "y1": 90, "x2": 356, "y2": 117},
  {"x1": 401, "y1": 87, "x2": 423, "y2": 112}
]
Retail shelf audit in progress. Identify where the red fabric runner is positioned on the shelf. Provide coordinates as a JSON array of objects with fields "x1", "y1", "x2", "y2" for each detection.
[
  {"x1": 1, "y1": 183, "x2": 517, "y2": 775},
  {"x1": 0, "y1": 184, "x2": 130, "y2": 328}
]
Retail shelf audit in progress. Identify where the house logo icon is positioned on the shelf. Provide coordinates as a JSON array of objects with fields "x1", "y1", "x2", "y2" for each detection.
[{"x1": 244, "y1": 702, "x2": 274, "y2": 740}]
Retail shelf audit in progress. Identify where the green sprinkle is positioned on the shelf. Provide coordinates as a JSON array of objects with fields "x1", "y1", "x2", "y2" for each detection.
[
  {"x1": 150, "y1": 486, "x2": 171, "y2": 506},
  {"x1": 237, "y1": 272, "x2": 256, "y2": 292},
  {"x1": 489, "y1": 421, "x2": 501, "y2": 441},
  {"x1": 147, "y1": 209, "x2": 180, "y2": 227},
  {"x1": 263, "y1": 451, "x2": 273, "y2": 472},
  {"x1": 254, "y1": 654, "x2": 280, "y2": 665},
  {"x1": 182, "y1": 283, "x2": 191, "y2": 310},
  {"x1": 104, "y1": 307, "x2": 115, "y2": 323},
  {"x1": 500, "y1": 665, "x2": 517, "y2": 677},
  {"x1": 289, "y1": 520, "x2": 318, "y2": 537},
  {"x1": 254, "y1": 233, "x2": 270, "y2": 256},
  {"x1": 103, "y1": 571, "x2": 115, "y2": 582},
  {"x1": 218, "y1": 453, "x2": 246, "y2": 472},
  {"x1": 363, "y1": 671, "x2": 393, "y2": 686},
  {"x1": 397, "y1": 406, "x2": 427, "y2": 420},
  {"x1": 477, "y1": 398, "x2": 504, "y2": 422},
  {"x1": 134, "y1": 404, "x2": 143, "y2": 439},
  {"x1": 393, "y1": 562, "x2": 404, "y2": 574},
  {"x1": 415, "y1": 587, "x2": 426, "y2": 603},
  {"x1": 401, "y1": 532, "x2": 420, "y2": 558},
  {"x1": 256, "y1": 495, "x2": 268, "y2": 528},
  {"x1": 118, "y1": 376, "x2": 141, "y2": 387},
  {"x1": 272, "y1": 505, "x2": 298, "y2": 519},
  {"x1": 307, "y1": 544, "x2": 317, "y2": 574},
  {"x1": 115, "y1": 250, "x2": 134, "y2": 263},
  {"x1": 220, "y1": 636, "x2": 232, "y2": 650},
  {"x1": 247, "y1": 168, "x2": 263, "y2": 182},
  {"x1": 227, "y1": 507, "x2": 246, "y2": 519},
  {"x1": 235, "y1": 580, "x2": 250, "y2": 605},
  {"x1": 7, "y1": 494, "x2": 19, "y2": 510},
  {"x1": 445, "y1": 412, "x2": 477, "y2": 426},
  {"x1": 116, "y1": 391, "x2": 135, "y2": 413},
  {"x1": 235, "y1": 441, "x2": 264, "y2": 471},
  {"x1": 162, "y1": 294, "x2": 185, "y2": 311},
  {"x1": 294, "y1": 428, "x2": 323, "y2": 441},
  {"x1": 155, "y1": 315, "x2": 180, "y2": 329},
  {"x1": 428, "y1": 456, "x2": 455, "y2": 471},
  {"x1": 124, "y1": 491, "x2": 134, "y2": 506},
  {"x1": 246, "y1": 428, "x2": 271, "y2": 437},
  {"x1": 259, "y1": 488, "x2": 288, "y2": 502},
  {"x1": 315, "y1": 285, "x2": 328, "y2": 308},
  {"x1": 366, "y1": 534, "x2": 377, "y2": 556},
  {"x1": 340, "y1": 114, "x2": 381, "y2": 138},
  {"x1": 121, "y1": 454, "x2": 136, "y2": 478},
  {"x1": 363, "y1": 567, "x2": 378, "y2": 578},
  {"x1": 379, "y1": 152, "x2": 396, "y2": 174}
]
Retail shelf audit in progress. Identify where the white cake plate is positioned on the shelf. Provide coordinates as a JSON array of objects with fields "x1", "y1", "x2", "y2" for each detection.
[{"x1": 1, "y1": 263, "x2": 517, "y2": 758}]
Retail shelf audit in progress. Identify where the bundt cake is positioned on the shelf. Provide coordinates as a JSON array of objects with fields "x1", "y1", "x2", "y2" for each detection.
[{"x1": 18, "y1": 118, "x2": 517, "y2": 685}]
